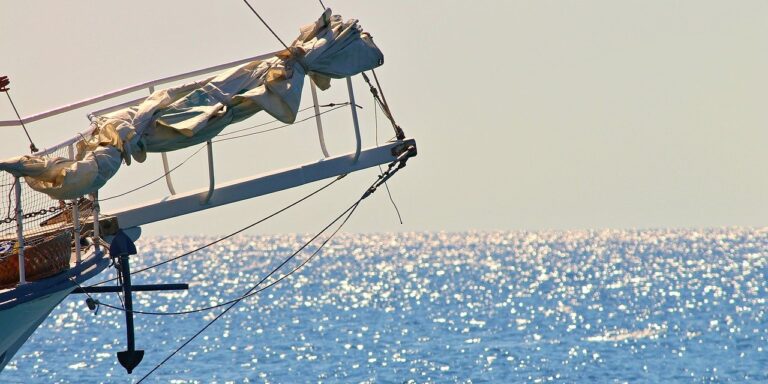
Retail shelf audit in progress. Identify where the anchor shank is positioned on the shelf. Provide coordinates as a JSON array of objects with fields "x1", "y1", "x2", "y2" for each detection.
[
  {"x1": 110, "y1": 229, "x2": 144, "y2": 374},
  {"x1": 119, "y1": 253, "x2": 136, "y2": 352}
]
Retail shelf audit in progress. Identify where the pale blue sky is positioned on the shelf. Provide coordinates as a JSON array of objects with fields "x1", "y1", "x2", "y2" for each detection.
[{"x1": 1, "y1": 1, "x2": 767, "y2": 235}]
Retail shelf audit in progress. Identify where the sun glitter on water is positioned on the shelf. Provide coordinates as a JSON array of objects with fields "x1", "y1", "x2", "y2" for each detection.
[{"x1": 4, "y1": 229, "x2": 768, "y2": 383}]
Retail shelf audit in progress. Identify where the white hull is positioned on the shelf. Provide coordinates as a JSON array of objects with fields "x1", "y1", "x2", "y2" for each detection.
[{"x1": 0, "y1": 286, "x2": 73, "y2": 370}]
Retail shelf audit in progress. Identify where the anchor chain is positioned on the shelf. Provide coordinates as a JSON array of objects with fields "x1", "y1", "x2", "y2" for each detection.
[{"x1": 1, "y1": 198, "x2": 87, "y2": 224}]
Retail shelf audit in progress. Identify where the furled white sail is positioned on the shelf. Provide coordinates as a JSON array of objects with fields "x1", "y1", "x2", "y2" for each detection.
[{"x1": 0, "y1": 9, "x2": 383, "y2": 200}]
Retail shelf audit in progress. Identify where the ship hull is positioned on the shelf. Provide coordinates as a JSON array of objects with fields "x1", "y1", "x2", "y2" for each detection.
[
  {"x1": 0, "y1": 287, "x2": 72, "y2": 371},
  {"x1": 0, "y1": 247, "x2": 111, "y2": 373}
]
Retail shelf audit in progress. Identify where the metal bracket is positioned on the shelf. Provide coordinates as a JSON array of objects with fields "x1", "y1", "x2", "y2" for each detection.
[
  {"x1": 346, "y1": 77, "x2": 362, "y2": 163},
  {"x1": 203, "y1": 140, "x2": 215, "y2": 205},
  {"x1": 161, "y1": 153, "x2": 177, "y2": 195},
  {"x1": 390, "y1": 139, "x2": 418, "y2": 158},
  {"x1": 310, "y1": 80, "x2": 331, "y2": 158}
]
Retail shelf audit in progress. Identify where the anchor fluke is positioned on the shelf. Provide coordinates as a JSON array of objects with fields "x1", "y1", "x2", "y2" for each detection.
[{"x1": 117, "y1": 350, "x2": 144, "y2": 374}]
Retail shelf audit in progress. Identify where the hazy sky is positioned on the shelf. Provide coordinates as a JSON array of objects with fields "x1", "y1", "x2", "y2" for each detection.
[{"x1": 1, "y1": 1, "x2": 767, "y2": 235}]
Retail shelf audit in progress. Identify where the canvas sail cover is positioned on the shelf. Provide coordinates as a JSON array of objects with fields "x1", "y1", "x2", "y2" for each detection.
[{"x1": 0, "y1": 9, "x2": 383, "y2": 200}]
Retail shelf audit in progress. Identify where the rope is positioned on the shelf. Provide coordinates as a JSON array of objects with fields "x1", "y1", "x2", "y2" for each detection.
[
  {"x1": 216, "y1": 104, "x2": 321, "y2": 137},
  {"x1": 371, "y1": 70, "x2": 391, "y2": 116},
  {"x1": 362, "y1": 71, "x2": 404, "y2": 140},
  {"x1": 215, "y1": 102, "x2": 351, "y2": 139},
  {"x1": 241, "y1": 0, "x2": 289, "y2": 50},
  {"x1": 100, "y1": 145, "x2": 207, "y2": 201},
  {"x1": 135, "y1": 206, "x2": 356, "y2": 383},
  {"x1": 134, "y1": 153, "x2": 413, "y2": 382},
  {"x1": 90, "y1": 152, "x2": 412, "y2": 315},
  {"x1": 4, "y1": 91, "x2": 38, "y2": 153},
  {"x1": 373, "y1": 95, "x2": 403, "y2": 224},
  {"x1": 95, "y1": 200, "x2": 358, "y2": 316},
  {"x1": 100, "y1": 103, "x2": 347, "y2": 201},
  {"x1": 88, "y1": 174, "x2": 345, "y2": 287},
  {"x1": 214, "y1": 103, "x2": 355, "y2": 143},
  {"x1": 78, "y1": 200, "x2": 356, "y2": 383}
]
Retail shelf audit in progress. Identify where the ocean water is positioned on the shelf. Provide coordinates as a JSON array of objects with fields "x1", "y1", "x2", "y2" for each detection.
[{"x1": 3, "y1": 229, "x2": 768, "y2": 383}]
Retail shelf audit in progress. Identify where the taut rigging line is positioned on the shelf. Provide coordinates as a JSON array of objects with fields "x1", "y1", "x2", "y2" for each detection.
[
  {"x1": 1, "y1": 76, "x2": 38, "y2": 153},
  {"x1": 241, "y1": 0, "x2": 289, "y2": 50},
  {"x1": 84, "y1": 145, "x2": 415, "y2": 317},
  {"x1": 91, "y1": 146, "x2": 416, "y2": 383}
]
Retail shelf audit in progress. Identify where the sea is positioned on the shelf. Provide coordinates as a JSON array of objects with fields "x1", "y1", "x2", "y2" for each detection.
[{"x1": 3, "y1": 229, "x2": 768, "y2": 383}]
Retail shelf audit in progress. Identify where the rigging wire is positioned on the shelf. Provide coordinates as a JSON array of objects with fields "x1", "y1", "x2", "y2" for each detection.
[
  {"x1": 318, "y1": 0, "x2": 327, "y2": 10},
  {"x1": 216, "y1": 104, "x2": 321, "y2": 136},
  {"x1": 241, "y1": 0, "x2": 289, "y2": 50},
  {"x1": 216, "y1": 102, "x2": 352, "y2": 139},
  {"x1": 374, "y1": 93, "x2": 403, "y2": 224},
  {"x1": 134, "y1": 203, "x2": 357, "y2": 383},
  {"x1": 131, "y1": 151, "x2": 413, "y2": 382},
  {"x1": 99, "y1": 103, "x2": 348, "y2": 201},
  {"x1": 75, "y1": 153, "x2": 414, "y2": 380},
  {"x1": 73, "y1": 204, "x2": 358, "y2": 382},
  {"x1": 4, "y1": 91, "x2": 38, "y2": 153},
  {"x1": 85, "y1": 199, "x2": 359, "y2": 316},
  {"x1": 88, "y1": 144, "x2": 409, "y2": 311},
  {"x1": 214, "y1": 103, "x2": 356, "y2": 143},
  {"x1": 371, "y1": 69, "x2": 392, "y2": 117},
  {"x1": 88, "y1": 174, "x2": 346, "y2": 287},
  {"x1": 361, "y1": 71, "x2": 404, "y2": 140},
  {"x1": 100, "y1": 145, "x2": 207, "y2": 201},
  {"x1": 75, "y1": 148, "x2": 414, "y2": 382}
]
